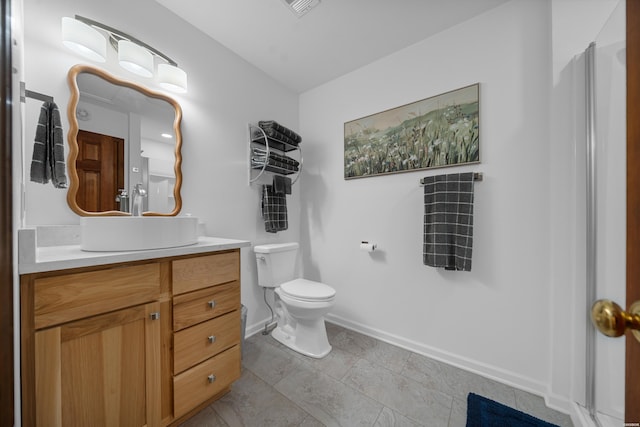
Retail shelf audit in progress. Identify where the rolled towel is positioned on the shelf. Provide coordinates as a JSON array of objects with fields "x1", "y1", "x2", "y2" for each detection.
[
  {"x1": 258, "y1": 120, "x2": 302, "y2": 144},
  {"x1": 261, "y1": 127, "x2": 299, "y2": 147},
  {"x1": 252, "y1": 148, "x2": 300, "y2": 167}
]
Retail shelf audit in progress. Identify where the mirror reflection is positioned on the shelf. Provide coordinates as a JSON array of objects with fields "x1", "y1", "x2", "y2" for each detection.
[{"x1": 67, "y1": 64, "x2": 183, "y2": 216}]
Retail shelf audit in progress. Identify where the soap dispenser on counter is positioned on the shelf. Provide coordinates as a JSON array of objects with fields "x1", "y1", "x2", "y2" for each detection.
[{"x1": 115, "y1": 189, "x2": 129, "y2": 213}]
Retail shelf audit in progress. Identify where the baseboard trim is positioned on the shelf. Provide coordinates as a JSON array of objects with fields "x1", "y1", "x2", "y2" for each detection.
[
  {"x1": 325, "y1": 313, "x2": 572, "y2": 415},
  {"x1": 245, "y1": 318, "x2": 270, "y2": 339},
  {"x1": 570, "y1": 402, "x2": 593, "y2": 427},
  {"x1": 545, "y1": 392, "x2": 577, "y2": 418},
  {"x1": 245, "y1": 312, "x2": 575, "y2": 416}
]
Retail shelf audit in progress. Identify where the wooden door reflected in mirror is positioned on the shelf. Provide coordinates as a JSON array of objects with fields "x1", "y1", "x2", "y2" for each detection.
[{"x1": 75, "y1": 130, "x2": 125, "y2": 212}]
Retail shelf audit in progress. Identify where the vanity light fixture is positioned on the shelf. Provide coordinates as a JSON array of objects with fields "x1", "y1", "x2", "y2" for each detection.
[
  {"x1": 118, "y1": 40, "x2": 154, "y2": 78},
  {"x1": 61, "y1": 15, "x2": 188, "y2": 93},
  {"x1": 157, "y1": 63, "x2": 188, "y2": 93},
  {"x1": 61, "y1": 17, "x2": 107, "y2": 62}
]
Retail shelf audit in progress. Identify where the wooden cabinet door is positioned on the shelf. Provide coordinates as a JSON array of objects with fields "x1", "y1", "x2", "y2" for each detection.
[{"x1": 34, "y1": 302, "x2": 161, "y2": 427}]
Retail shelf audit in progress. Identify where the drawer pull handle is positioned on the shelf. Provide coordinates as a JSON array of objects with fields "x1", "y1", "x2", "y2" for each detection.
[
  {"x1": 149, "y1": 312, "x2": 160, "y2": 320},
  {"x1": 208, "y1": 300, "x2": 216, "y2": 309},
  {"x1": 208, "y1": 335, "x2": 216, "y2": 344},
  {"x1": 208, "y1": 374, "x2": 216, "y2": 383}
]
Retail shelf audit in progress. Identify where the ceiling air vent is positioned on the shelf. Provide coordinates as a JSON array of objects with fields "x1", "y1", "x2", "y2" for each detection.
[{"x1": 281, "y1": 0, "x2": 321, "y2": 17}]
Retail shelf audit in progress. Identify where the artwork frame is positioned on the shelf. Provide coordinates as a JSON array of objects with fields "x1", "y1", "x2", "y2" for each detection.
[{"x1": 344, "y1": 83, "x2": 480, "y2": 179}]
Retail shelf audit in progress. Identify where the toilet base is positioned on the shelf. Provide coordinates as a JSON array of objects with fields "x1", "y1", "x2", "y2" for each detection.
[{"x1": 271, "y1": 322, "x2": 332, "y2": 359}]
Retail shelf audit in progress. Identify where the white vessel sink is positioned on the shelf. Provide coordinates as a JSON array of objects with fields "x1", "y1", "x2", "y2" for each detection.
[{"x1": 80, "y1": 216, "x2": 199, "y2": 252}]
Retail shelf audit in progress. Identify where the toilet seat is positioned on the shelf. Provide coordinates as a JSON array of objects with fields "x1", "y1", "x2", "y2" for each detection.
[{"x1": 280, "y1": 278, "x2": 336, "y2": 302}]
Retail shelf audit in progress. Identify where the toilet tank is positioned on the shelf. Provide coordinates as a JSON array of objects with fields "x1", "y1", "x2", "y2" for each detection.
[{"x1": 254, "y1": 242, "x2": 299, "y2": 288}]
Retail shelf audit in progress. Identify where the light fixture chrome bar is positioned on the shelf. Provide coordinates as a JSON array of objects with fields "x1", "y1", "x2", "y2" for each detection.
[{"x1": 74, "y1": 15, "x2": 178, "y2": 66}]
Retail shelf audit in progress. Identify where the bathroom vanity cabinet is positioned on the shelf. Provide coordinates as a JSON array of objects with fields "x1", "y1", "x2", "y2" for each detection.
[
  {"x1": 20, "y1": 247, "x2": 243, "y2": 427},
  {"x1": 171, "y1": 251, "x2": 241, "y2": 418}
]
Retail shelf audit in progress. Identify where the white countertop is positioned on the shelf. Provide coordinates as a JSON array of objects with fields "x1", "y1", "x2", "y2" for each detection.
[{"x1": 19, "y1": 236, "x2": 251, "y2": 274}]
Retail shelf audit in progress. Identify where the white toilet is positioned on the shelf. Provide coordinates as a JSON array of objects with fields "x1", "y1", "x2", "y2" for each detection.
[{"x1": 254, "y1": 242, "x2": 336, "y2": 358}]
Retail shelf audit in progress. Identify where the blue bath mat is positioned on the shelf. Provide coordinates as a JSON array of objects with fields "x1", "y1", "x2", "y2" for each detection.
[{"x1": 466, "y1": 393, "x2": 560, "y2": 427}]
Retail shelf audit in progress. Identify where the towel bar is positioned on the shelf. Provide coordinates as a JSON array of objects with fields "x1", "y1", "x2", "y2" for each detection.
[
  {"x1": 19, "y1": 82, "x2": 54, "y2": 103},
  {"x1": 420, "y1": 172, "x2": 483, "y2": 186}
]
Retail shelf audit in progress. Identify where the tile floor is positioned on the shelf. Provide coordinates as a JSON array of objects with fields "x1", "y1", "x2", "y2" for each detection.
[{"x1": 181, "y1": 323, "x2": 574, "y2": 427}]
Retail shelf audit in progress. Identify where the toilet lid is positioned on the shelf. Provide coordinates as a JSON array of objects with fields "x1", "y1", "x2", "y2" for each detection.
[{"x1": 280, "y1": 278, "x2": 336, "y2": 301}]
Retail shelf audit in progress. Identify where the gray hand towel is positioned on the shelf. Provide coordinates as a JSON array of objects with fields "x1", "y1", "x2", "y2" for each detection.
[
  {"x1": 262, "y1": 185, "x2": 288, "y2": 233},
  {"x1": 30, "y1": 101, "x2": 67, "y2": 188},
  {"x1": 273, "y1": 175, "x2": 292, "y2": 195},
  {"x1": 422, "y1": 172, "x2": 475, "y2": 271},
  {"x1": 49, "y1": 103, "x2": 67, "y2": 189},
  {"x1": 30, "y1": 103, "x2": 51, "y2": 184}
]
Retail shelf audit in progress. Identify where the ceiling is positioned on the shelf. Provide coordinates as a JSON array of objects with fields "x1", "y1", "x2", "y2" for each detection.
[{"x1": 155, "y1": 0, "x2": 509, "y2": 93}]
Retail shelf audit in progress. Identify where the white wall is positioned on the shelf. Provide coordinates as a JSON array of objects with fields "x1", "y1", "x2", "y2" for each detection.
[
  {"x1": 299, "y1": 0, "x2": 554, "y2": 398},
  {"x1": 299, "y1": 0, "x2": 625, "y2": 416},
  {"x1": 19, "y1": 0, "x2": 301, "y2": 336},
  {"x1": 75, "y1": 100, "x2": 128, "y2": 139}
]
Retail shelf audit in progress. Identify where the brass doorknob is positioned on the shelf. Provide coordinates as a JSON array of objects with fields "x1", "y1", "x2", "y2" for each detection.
[{"x1": 591, "y1": 299, "x2": 640, "y2": 342}]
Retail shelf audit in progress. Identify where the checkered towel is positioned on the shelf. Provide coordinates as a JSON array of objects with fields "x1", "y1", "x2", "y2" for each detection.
[
  {"x1": 30, "y1": 101, "x2": 67, "y2": 188},
  {"x1": 262, "y1": 185, "x2": 288, "y2": 233},
  {"x1": 422, "y1": 172, "x2": 475, "y2": 271}
]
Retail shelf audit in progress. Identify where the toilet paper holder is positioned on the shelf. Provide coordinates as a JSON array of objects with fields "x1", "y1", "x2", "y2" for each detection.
[{"x1": 360, "y1": 241, "x2": 377, "y2": 252}]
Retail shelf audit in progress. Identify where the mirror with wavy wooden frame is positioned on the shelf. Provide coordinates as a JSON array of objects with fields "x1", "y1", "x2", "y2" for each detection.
[{"x1": 66, "y1": 64, "x2": 183, "y2": 216}]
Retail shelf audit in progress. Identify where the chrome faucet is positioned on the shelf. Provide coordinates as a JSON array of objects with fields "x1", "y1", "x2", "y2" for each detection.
[{"x1": 131, "y1": 183, "x2": 147, "y2": 216}]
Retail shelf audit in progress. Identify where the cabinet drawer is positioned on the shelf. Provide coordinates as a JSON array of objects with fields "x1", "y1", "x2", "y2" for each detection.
[
  {"x1": 174, "y1": 310, "x2": 240, "y2": 374},
  {"x1": 33, "y1": 263, "x2": 160, "y2": 329},
  {"x1": 173, "y1": 281, "x2": 240, "y2": 331},
  {"x1": 173, "y1": 345, "x2": 241, "y2": 418},
  {"x1": 172, "y1": 251, "x2": 239, "y2": 295}
]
